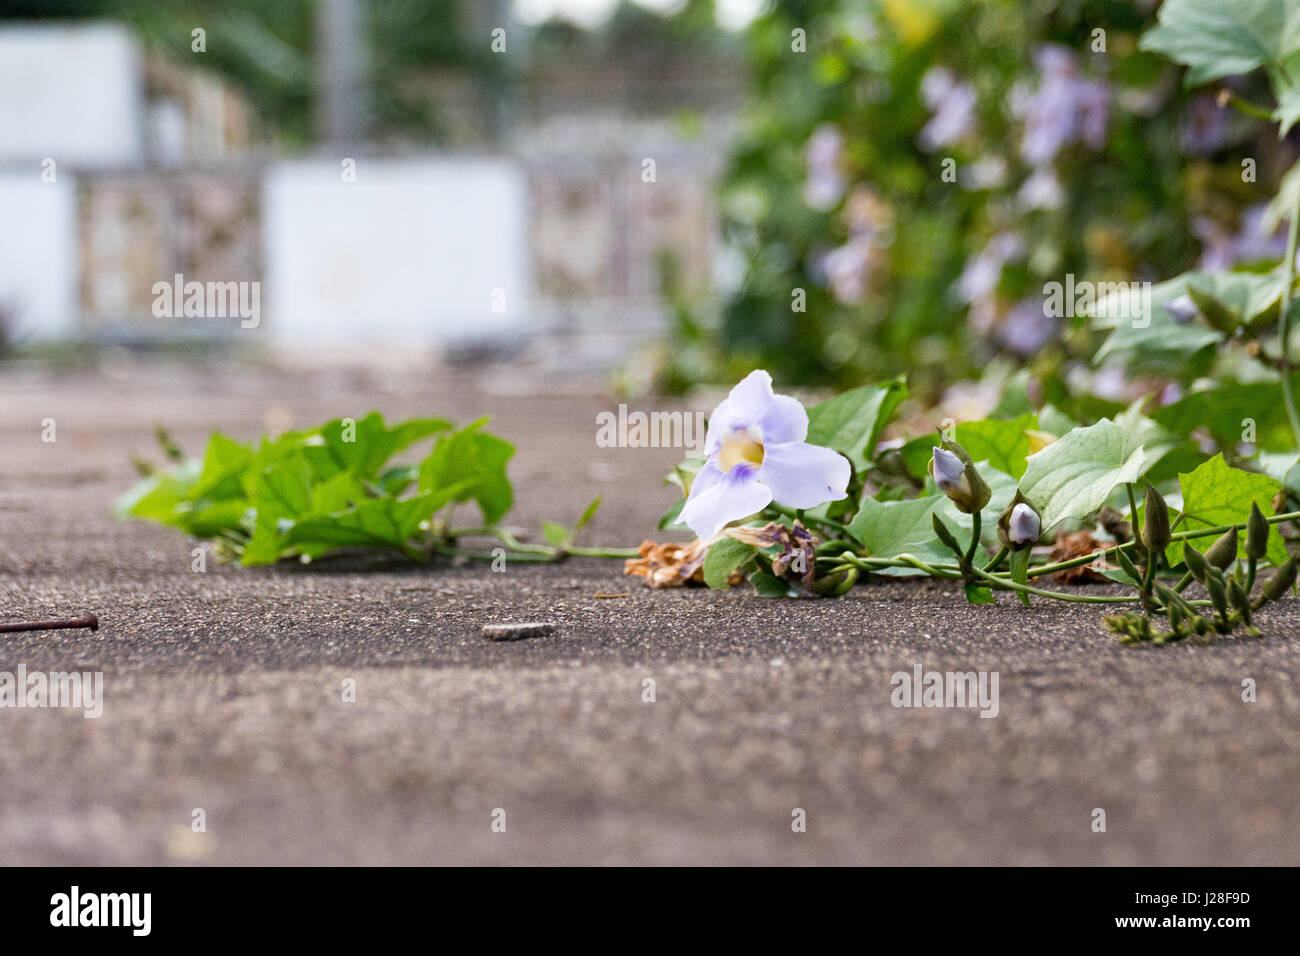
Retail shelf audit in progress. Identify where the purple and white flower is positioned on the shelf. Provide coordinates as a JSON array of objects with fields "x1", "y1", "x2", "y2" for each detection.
[{"x1": 679, "y1": 371, "x2": 851, "y2": 539}]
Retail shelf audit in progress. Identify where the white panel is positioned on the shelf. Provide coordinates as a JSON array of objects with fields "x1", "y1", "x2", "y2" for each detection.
[
  {"x1": 0, "y1": 23, "x2": 144, "y2": 168},
  {"x1": 263, "y1": 158, "x2": 530, "y2": 347},
  {"x1": 0, "y1": 173, "x2": 78, "y2": 341}
]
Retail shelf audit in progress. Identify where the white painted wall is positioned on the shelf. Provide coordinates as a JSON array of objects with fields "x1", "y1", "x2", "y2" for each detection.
[
  {"x1": 0, "y1": 22, "x2": 144, "y2": 168},
  {"x1": 0, "y1": 174, "x2": 78, "y2": 341},
  {"x1": 262, "y1": 158, "x2": 531, "y2": 348}
]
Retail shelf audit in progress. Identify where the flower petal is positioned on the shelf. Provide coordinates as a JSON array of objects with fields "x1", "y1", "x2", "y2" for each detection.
[
  {"x1": 757, "y1": 442, "x2": 850, "y2": 509},
  {"x1": 703, "y1": 369, "x2": 808, "y2": 452},
  {"x1": 704, "y1": 370, "x2": 776, "y2": 454},
  {"x1": 756, "y1": 394, "x2": 808, "y2": 445},
  {"x1": 679, "y1": 463, "x2": 774, "y2": 539}
]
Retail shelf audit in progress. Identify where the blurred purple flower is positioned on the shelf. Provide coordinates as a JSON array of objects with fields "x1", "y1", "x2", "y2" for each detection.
[
  {"x1": 998, "y1": 298, "x2": 1056, "y2": 356},
  {"x1": 1015, "y1": 45, "x2": 1110, "y2": 167},
  {"x1": 1179, "y1": 95, "x2": 1232, "y2": 156},
  {"x1": 817, "y1": 187, "x2": 892, "y2": 305},
  {"x1": 803, "y1": 124, "x2": 847, "y2": 211},
  {"x1": 957, "y1": 232, "x2": 1024, "y2": 304},
  {"x1": 822, "y1": 236, "x2": 875, "y2": 305},
  {"x1": 1018, "y1": 167, "x2": 1065, "y2": 210},
  {"x1": 1195, "y1": 205, "x2": 1287, "y2": 270},
  {"x1": 919, "y1": 66, "x2": 978, "y2": 151}
]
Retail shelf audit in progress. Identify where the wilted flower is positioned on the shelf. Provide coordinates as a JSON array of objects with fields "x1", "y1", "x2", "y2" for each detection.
[
  {"x1": 726, "y1": 520, "x2": 817, "y2": 590},
  {"x1": 679, "y1": 371, "x2": 850, "y2": 538},
  {"x1": 624, "y1": 538, "x2": 711, "y2": 588}
]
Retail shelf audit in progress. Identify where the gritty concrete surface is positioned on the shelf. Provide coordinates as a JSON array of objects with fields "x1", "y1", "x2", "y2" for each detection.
[{"x1": 0, "y1": 357, "x2": 1298, "y2": 865}]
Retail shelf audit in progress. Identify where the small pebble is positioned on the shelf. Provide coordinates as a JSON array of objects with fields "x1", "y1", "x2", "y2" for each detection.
[{"x1": 482, "y1": 621, "x2": 557, "y2": 641}]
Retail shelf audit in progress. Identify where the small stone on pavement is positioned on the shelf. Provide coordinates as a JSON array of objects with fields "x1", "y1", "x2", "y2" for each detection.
[{"x1": 482, "y1": 621, "x2": 557, "y2": 641}]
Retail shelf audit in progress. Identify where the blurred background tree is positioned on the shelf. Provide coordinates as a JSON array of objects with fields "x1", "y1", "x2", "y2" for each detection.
[{"x1": 3, "y1": 0, "x2": 490, "y2": 146}]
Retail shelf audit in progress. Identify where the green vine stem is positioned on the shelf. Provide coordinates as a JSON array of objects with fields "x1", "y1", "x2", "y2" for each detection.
[
  {"x1": 969, "y1": 565, "x2": 1140, "y2": 604},
  {"x1": 1021, "y1": 510, "x2": 1300, "y2": 579},
  {"x1": 809, "y1": 509, "x2": 1300, "y2": 606}
]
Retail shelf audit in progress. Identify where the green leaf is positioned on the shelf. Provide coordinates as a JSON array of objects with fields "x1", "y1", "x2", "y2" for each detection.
[
  {"x1": 574, "y1": 496, "x2": 602, "y2": 531},
  {"x1": 1090, "y1": 273, "x2": 1227, "y2": 368},
  {"x1": 964, "y1": 583, "x2": 995, "y2": 605},
  {"x1": 1274, "y1": 76, "x2": 1300, "y2": 135},
  {"x1": 1141, "y1": 0, "x2": 1300, "y2": 86},
  {"x1": 418, "y1": 419, "x2": 515, "y2": 523},
  {"x1": 1019, "y1": 418, "x2": 1154, "y2": 531},
  {"x1": 542, "y1": 521, "x2": 571, "y2": 547},
  {"x1": 658, "y1": 496, "x2": 686, "y2": 530},
  {"x1": 900, "y1": 414, "x2": 1038, "y2": 480},
  {"x1": 1154, "y1": 378, "x2": 1300, "y2": 453},
  {"x1": 805, "y1": 377, "x2": 907, "y2": 473},
  {"x1": 195, "y1": 432, "x2": 253, "y2": 499},
  {"x1": 703, "y1": 536, "x2": 756, "y2": 590},
  {"x1": 304, "y1": 412, "x2": 451, "y2": 480},
  {"x1": 749, "y1": 570, "x2": 798, "y2": 597},
  {"x1": 847, "y1": 495, "x2": 953, "y2": 573},
  {"x1": 1171, "y1": 454, "x2": 1286, "y2": 566},
  {"x1": 277, "y1": 486, "x2": 465, "y2": 564}
]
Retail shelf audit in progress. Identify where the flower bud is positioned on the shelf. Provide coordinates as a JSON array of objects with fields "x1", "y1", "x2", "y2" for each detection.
[
  {"x1": 1245, "y1": 502, "x2": 1269, "y2": 562},
  {"x1": 929, "y1": 440, "x2": 990, "y2": 514},
  {"x1": 1262, "y1": 557, "x2": 1298, "y2": 602},
  {"x1": 997, "y1": 492, "x2": 1040, "y2": 550},
  {"x1": 1141, "y1": 480, "x2": 1171, "y2": 555},
  {"x1": 930, "y1": 447, "x2": 969, "y2": 497},
  {"x1": 1205, "y1": 569, "x2": 1229, "y2": 621},
  {"x1": 1182, "y1": 543, "x2": 1208, "y2": 583},
  {"x1": 1007, "y1": 503, "x2": 1040, "y2": 547},
  {"x1": 1228, "y1": 577, "x2": 1252, "y2": 624},
  {"x1": 1204, "y1": 528, "x2": 1238, "y2": 570},
  {"x1": 1115, "y1": 546, "x2": 1142, "y2": 583}
]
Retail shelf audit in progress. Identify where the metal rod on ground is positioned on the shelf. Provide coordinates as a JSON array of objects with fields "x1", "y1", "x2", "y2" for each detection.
[{"x1": 0, "y1": 614, "x2": 99, "y2": 633}]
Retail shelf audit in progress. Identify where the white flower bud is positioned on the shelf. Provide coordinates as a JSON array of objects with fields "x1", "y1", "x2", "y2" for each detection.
[
  {"x1": 1008, "y1": 502, "x2": 1040, "y2": 546},
  {"x1": 931, "y1": 447, "x2": 966, "y2": 494}
]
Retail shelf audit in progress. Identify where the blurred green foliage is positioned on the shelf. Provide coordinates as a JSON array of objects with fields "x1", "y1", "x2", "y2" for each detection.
[{"x1": 661, "y1": 0, "x2": 1295, "y2": 401}]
